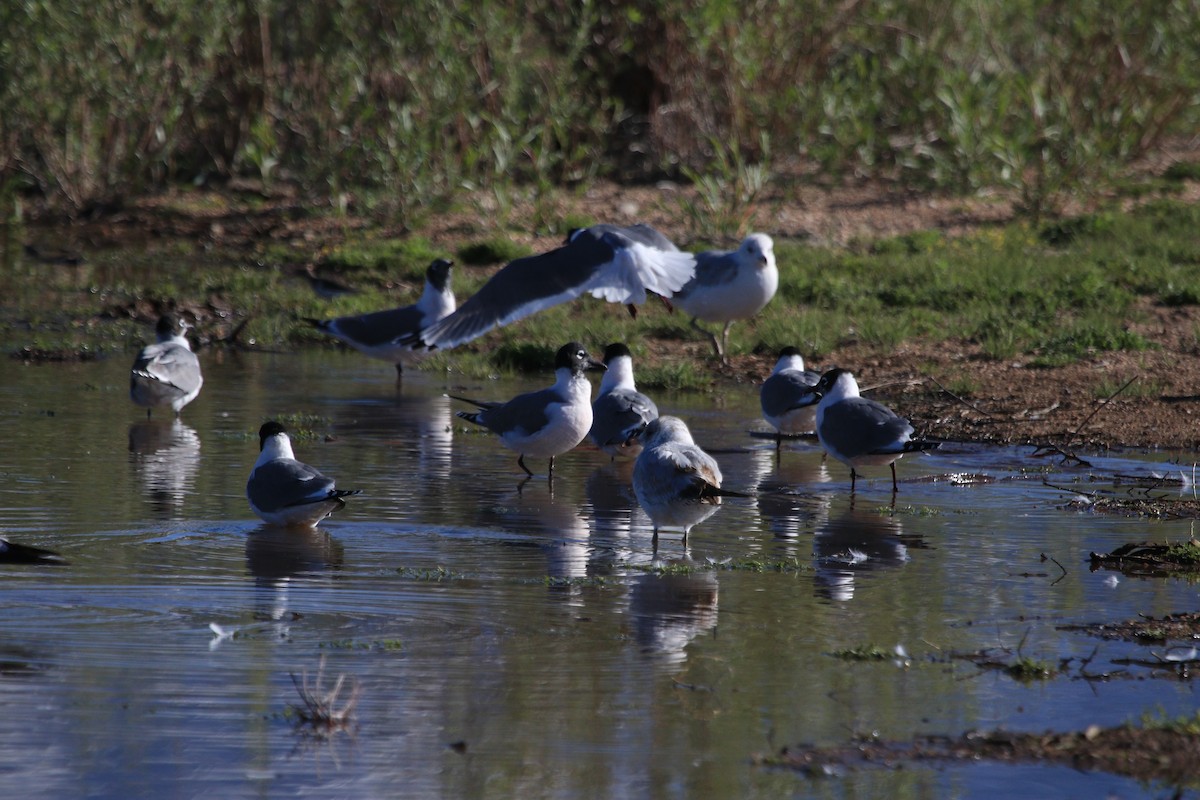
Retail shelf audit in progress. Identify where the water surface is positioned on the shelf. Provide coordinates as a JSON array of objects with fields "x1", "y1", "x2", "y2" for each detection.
[{"x1": 0, "y1": 351, "x2": 1196, "y2": 798}]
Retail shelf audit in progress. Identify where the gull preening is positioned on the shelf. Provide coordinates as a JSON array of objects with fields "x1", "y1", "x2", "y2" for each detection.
[
  {"x1": 409, "y1": 224, "x2": 695, "y2": 351},
  {"x1": 307, "y1": 258, "x2": 455, "y2": 378},
  {"x1": 452, "y1": 342, "x2": 606, "y2": 478},
  {"x1": 812, "y1": 368, "x2": 939, "y2": 492},
  {"x1": 247, "y1": 421, "x2": 362, "y2": 528},
  {"x1": 760, "y1": 346, "x2": 821, "y2": 442},
  {"x1": 669, "y1": 233, "x2": 778, "y2": 362},
  {"x1": 588, "y1": 342, "x2": 659, "y2": 459},
  {"x1": 632, "y1": 415, "x2": 746, "y2": 546},
  {"x1": 130, "y1": 313, "x2": 204, "y2": 418}
]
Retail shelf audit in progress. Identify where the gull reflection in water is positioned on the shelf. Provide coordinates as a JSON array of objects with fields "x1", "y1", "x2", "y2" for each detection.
[
  {"x1": 628, "y1": 565, "x2": 719, "y2": 665},
  {"x1": 750, "y1": 445, "x2": 833, "y2": 542},
  {"x1": 813, "y1": 507, "x2": 924, "y2": 602},
  {"x1": 128, "y1": 419, "x2": 201, "y2": 519},
  {"x1": 245, "y1": 526, "x2": 345, "y2": 621},
  {"x1": 585, "y1": 461, "x2": 643, "y2": 553},
  {"x1": 479, "y1": 480, "x2": 593, "y2": 603}
]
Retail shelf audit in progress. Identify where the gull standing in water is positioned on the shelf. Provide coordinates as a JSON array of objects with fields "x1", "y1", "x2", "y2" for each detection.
[
  {"x1": 409, "y1": 224, "x2": 695, "y2": 351},
  {"x1": 130, "y1": 313, "x2": 204, "y2": 419},
  {"x1": 760, "y1": 346, "x2": 822, "y2": 443},
  {"x1": 669, "y1": 233, "x2": 777, "y2": 362},
  {"x1": 812, "y1": 368, "x2": 939, "y2": 493},
  {"x1": 306, "y1": 258, "x2": 455, "y2": 379},
  {"x1": 452, "y1": 342, "x2": 606, "y2": 478},
  {"x1": 247, "y1": 421, "x2": 362, "y2": 528},
  {"x1": 588, "y1": 342, "x2": 659, "y2": 459},
  {"x1": 633, "y1": 416, "x2": 746, "y2": 547}
]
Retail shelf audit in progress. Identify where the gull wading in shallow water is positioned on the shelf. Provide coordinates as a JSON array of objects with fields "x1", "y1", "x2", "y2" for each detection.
[
  {"x1": 760, "y1": 346, "x2": 822, "y2": 443},
  {"x1": 668, "y1": 233, "x2": 778, "y2": 362},
  {"x1": 247, "y1": 422, "x2": 362, "y2": 528},
  {"x1": 812, "y1": 368, "x2": 939, "y2": 493},
  {"x1": 306, "y1": 258, "x2": 455, "y2": 379},
  {"x1": 632, "y1": 416, "x2": 747, "y2": 547},
  {"x1": 452, "y1": 342, "x2": 606, "y2": 478},
  {"x1": 588, "y1": 342, "x2": 659, "y2": 459},
  {"x1": 407, "y1": 224, "x2": 695, "y2": 351},
  {"x1": 130, "y1": 313, "x2": 204, "y2": 419}
]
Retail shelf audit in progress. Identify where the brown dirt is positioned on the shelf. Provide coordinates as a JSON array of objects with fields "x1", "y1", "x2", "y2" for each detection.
[
  {"x1": 759, "y1": 723, "x2": 1200, "y2": 789},
  {"x1": 25, "y1": 152, "x2": 1200, "y2": 452}
]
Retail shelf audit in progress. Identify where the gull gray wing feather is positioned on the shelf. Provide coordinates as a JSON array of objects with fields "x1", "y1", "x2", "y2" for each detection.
[
  {"x1": 416, "y1": 247, "x2": 607, "y2": 350},
  {"x1": 822, "y1": 398, "x2": 914, "y2": 456},
  {"x1": 317, "y1": 305, "x2": 426, "y2": 347},
  {"x1": 466, "y1": 387, "x2": 558, "y2": 436},
  {"x1": 132, "y1": 342, "x2": 202, "y2": 393},
  {"x1": 760, "y1": 370, "x2": 821, "y2": 418},
  {"x1": 248, "y1": 459, "x2": 338, "y2": 514},
  {"x1": 672, "y1": 250, "x2": 738, "y2": 301},
  {"x1": 590, "y1": 388, "x2": 658, "y2": 446}
]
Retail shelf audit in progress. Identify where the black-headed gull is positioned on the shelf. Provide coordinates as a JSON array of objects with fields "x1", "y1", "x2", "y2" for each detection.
[
  {"x1": 588, "y1": 342, "x2": 659, "y2": 459},
  {"x1": 410, "y1": 224, "x2": 695, "y2": 351},
  {"x1": 452, "y1": 342, "x2": 606, "y2": 477},
  {"x1": 130, "y1": 314, "x2": 203, "y2": 418},
  {"x1": 811, "y1": 368, "x2": 939, "y2": 492},
  {"x1": 669, "y1": 233, "x2": 777, "y2": 362},
  {"x1": 307, "y1": 258, "x2": 455, "y2": 378},
  {"x1": 247, "y1": 421, "x2": 361, "y2": 528}
]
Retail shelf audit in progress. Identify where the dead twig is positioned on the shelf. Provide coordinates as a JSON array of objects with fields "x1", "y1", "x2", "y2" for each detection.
[{"x1": 924, "y1": 374, "x2": 1000, "y2": 420}]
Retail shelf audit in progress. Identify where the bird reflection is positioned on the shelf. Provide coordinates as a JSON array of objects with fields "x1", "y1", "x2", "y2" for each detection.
[
  {"x1": 245, "y1": 525, "x2": 345, "y2": 582},
  {"x1": 245, "y1": 526, "x2": 345, "y2": 622},
  {"x1": 629, "y1": 566, "x2": 719, "y2": 665},
  {"x1": 750, "y1": 445, "x2": 832, "y2": 541},
  {"x1": 586, "y1": 462, "x2": 641, "y2": 537},
  {"x1": 478, "y1": 480, "x2": 593, "y2": 600},
  {"x1": 128, "y1": 419, "x2": 201, "y2": 519},
  {"x1": 813, "y1": 507, "x2": 924, "y2": 602}
]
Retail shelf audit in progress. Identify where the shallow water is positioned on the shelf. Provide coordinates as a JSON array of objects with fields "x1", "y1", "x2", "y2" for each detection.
[{"x1": 1, "y1": 350, "x2": 1197, "y2": 798}]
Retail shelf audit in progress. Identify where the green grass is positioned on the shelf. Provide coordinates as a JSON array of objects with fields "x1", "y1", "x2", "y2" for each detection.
[{"x1": 5, "y1": 198, "x2": 1200, "y2": 379}]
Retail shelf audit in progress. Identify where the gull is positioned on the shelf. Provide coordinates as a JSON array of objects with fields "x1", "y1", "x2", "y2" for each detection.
[
  {"x1": 408, "y1": 224, "x2": 695, "y2": 351},
  {"x1": 306, "y1": 258, "x2": 455, "y2": 378},
  {"x1": 247, "y1": 421, "x2": 362, "y2": 528},
  {"x1": 130, "y1": 313, "x2": 204, "y2": 418},
  {"x1": 812, "y1": 368, "x2": 939, "y2": 492},
  {"x1": 632, "y1": 416, "x2": 746, "y2": 547},
  {"x1": 668, "y1": 233, "x2": 778, "y2": 362},
  {"x1": 760, "y1": 346, "x2": 821, "y2": 443},
  {"x1": 0, "y1": 537, "x2": 67, "y2": 565},
  {"x1": 452, "y1": 342, "x2": 606, "y2": 478},
  {"x1": 588, "y1": 342, "x2": 659, "y2": 459}
]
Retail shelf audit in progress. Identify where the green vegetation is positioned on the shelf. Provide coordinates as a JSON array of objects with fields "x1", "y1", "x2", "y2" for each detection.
[
  {"x1": 1138, "y1": 708, "x2": 1200, "y2": 735},
  {"x1": 3, "y1": 2, "x2": 1198, "y2": 224},
  {"x1": 6, "y1": 196, "x2": 1200, "y2": 376},
  {"x1": 828, "y1": 645, "x2": 899, "y2": 662}
]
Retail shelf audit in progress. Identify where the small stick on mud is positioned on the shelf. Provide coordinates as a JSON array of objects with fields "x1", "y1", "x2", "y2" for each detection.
[
  {"x1": 1031, "y1": 375, "x2": 1139, "y2": 467},
  {"x1": 924, "y1": 375, "x2": 999, "y2": 420}
]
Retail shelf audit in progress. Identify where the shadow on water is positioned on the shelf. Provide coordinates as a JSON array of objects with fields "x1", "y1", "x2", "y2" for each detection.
[{"x1": 1, "y1": 352, "x2": 1198, "y2": 798}]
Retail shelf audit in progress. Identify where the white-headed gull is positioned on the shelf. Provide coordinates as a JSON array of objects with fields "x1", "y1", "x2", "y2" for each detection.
[
  {"x1": 130, "y1": 313, "x2": 203, "y2": 418},
  {"x1": 633, "y1": 415, "x2": 746, "y2": 546},
  {"x1": 669, "y1": 233, "x2": 778, "y2": 362}
]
